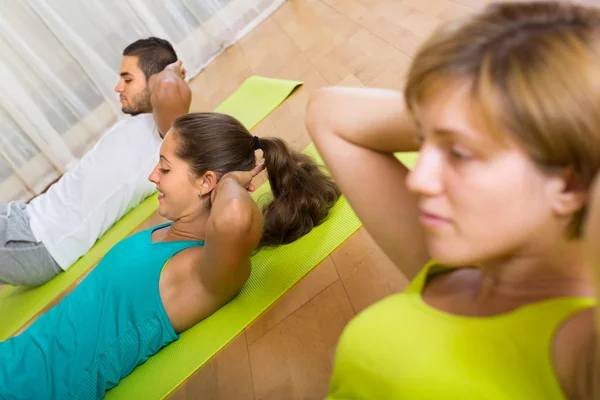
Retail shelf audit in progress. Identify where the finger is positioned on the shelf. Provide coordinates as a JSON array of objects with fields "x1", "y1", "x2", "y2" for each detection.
[
  {"x1": 166, "y1": 60, "x2": 182, "y2": 72},
  {"x1": 250, "y1": 164, "x2": 265, "y2": 177},
  {"x1": 247, "y1": 184, "x2": 256, "y2": 193}
]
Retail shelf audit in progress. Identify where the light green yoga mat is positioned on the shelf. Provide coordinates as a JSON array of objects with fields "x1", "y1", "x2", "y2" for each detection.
[
  {"x1": 214, "y1": 75, "x2": 301, "y2": 128},
  {"x1": 105, "y1": 149, "x2": 419, "y2": 399},
  {"x1": 0, "y1": 75, "x2": 303, "y2": 341}
]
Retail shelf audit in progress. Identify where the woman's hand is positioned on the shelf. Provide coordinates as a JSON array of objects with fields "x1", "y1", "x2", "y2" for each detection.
[
  {"x1": 210, "y1": 164, "x2": 265, "y2": 204},
  {"x1": 221, "y1": 164, "x2": 265, "y2": 193}
]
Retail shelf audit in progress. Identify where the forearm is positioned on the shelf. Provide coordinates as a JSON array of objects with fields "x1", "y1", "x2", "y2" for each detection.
[
  {"x1": 201, "y1": 177, "x2": 263, "y2": 297},
  {"x1": 151, "y1": 71, "x2": 191, "y2": 134},
  {"x1": 151, "y1": 70, "x2": 190, "y2": 105},
  {"x1": 306, "y1": 86, "x2": 420, "y2": 153},
  {"x1": 584, "y1": 177, "x2": 600, "y2": 398},
  {"x1": 306, "y1": 86, "x2": 429, "y2": 279},
  {"x1": 586, "y1": 178, "x2": 600, "y2": 294}
]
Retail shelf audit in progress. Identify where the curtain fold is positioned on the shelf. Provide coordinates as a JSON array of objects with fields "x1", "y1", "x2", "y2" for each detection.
[{"x1": 0, "y1": 0, "x2": 285, "y2": 202}]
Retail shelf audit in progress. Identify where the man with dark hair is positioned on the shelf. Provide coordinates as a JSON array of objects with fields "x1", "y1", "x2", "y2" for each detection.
[
  {"x1": 123, "y1": 37, "x2": 178, "y2": 79},
  {"x1": 0, "y1": 37, "x2": 191, "y2": 286},
  {"x1": 115, "y1": 36, "x2": 190, "y2": 136},
  {"x1": 118, "y1": 37, "x2": 178, "y2": 117}
]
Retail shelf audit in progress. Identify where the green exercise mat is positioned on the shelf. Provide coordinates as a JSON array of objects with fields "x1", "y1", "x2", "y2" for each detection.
[
  {"x1": 0, "y1": 76, "x2": 303, "y2": 341},
  {"x1": 215, "y1": 75, "x2": 302, "y2": 128},
  {"x1": 395, "y1": 152, "x2": 418, "y2": 169},
  {"x1": 105, "y1": 149, "x2": 419, "y2": 399}
]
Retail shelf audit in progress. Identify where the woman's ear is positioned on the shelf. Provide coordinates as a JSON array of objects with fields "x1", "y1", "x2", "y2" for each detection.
[
  {"x1": 549, "y1": 168, "x2": 588, "y2": 217},
  {"x1": 196, "y1": 171, "x2": 219, "y2": 196}
]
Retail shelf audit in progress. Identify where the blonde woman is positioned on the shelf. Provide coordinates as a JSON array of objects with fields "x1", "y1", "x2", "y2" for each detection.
[{"x1": 307, "y1": 2, "x2": 600, "y2": 399}]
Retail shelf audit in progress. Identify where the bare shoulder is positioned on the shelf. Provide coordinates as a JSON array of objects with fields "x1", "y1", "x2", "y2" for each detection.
[
  {"x1": 159, "y1": 246, "x2": 222, "y2": 333},
  {"x1": 553, "y1": 307, "x2": 597, "y2": 400},
  {"x1": 160, "y1": 245, "x2": 205, "y2": 295}
]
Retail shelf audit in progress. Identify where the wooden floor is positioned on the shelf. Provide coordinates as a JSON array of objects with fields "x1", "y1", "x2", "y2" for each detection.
[{"x1": 4, "y1": 0, "x2": 597, "y2": 398}]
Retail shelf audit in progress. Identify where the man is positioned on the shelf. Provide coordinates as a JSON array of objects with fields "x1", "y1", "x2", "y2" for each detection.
[{"x1": 0, "y1": 37, "x2": 191, "y2": 286}]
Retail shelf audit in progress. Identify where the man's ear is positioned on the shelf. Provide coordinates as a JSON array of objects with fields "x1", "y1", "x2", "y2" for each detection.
[
  {"x1": 549, "y1": 168, "x2": 588, "y2": 217},
  {"x1": 196, "y1": 171, "x2": 218, "y2": 197}
]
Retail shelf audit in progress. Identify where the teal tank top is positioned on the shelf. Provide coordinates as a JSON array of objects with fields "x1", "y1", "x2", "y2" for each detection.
[{"x1": 0, "y1": 223, "x2": 203, "y2": 399}]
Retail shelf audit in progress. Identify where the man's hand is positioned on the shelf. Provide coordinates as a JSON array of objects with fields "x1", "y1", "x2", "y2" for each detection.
[
  {"x1": 148, "y1": 59, "x2": 192, "y2": 136},
  {"x1": 148, "y1": 60, "x2": 186, "y2": 90},
  {"x1": 164, "y1": 60, "x2": 187, "y2": 80}
]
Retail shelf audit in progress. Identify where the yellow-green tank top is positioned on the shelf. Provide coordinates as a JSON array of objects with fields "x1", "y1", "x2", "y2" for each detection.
[{"x1": 327, "y1": 263, "x2": 595, "y2": 400}]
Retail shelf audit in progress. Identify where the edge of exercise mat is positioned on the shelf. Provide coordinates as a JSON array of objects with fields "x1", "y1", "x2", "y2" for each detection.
[
  {"x1": 214, "y1": 75, "x2": 303, "y2": 129},
  {"x1": 0, "y1": 75, "x2": 304, "y2": 341},
  {"x1": 105, "y1": 148, "x2": 420, "y2": 399}
]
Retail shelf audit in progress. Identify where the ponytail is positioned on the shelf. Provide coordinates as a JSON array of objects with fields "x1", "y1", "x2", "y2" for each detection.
[{"x1": 256, "y1": 137, "x2": 340, "y2": 249}]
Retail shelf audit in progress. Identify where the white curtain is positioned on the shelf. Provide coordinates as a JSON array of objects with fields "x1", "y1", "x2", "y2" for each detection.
[{"x1": 0, "y1": 0, "x2": 284, "y2": 202}]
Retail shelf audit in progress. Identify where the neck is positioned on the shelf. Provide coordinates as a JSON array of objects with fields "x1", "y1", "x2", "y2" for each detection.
[
  {"x1": 476, "y1": 239, "x2": 594, "y2": 301},
  {"x1": 166, "y1": 210, "x2": 209, "y2": 242}
]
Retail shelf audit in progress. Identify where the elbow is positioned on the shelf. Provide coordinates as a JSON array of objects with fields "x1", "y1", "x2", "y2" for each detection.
[{"x1": 212, "y1": 199, "x2": 259, "y2": 236}]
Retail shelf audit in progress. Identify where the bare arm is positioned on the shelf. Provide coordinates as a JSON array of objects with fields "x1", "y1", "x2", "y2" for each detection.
[
  {"x1": 200, "y1": 168, "x2": 264, "y2": 300},
  {"x1": 150, "y1": 60, "x2": 191, "y2": 136},
  {"x1": 306, "y1": 86, "x2": 429, "y2": 279},
  {"x1": 583, "y1": 175, "x2": 600, "y2": 400}
]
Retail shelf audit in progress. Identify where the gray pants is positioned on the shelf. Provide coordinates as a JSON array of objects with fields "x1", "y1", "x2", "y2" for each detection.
[{"x1": 0, "y1": 202, "x2": 62, "y2": 286}]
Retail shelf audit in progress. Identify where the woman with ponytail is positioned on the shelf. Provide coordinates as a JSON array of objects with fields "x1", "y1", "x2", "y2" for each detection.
[{"x1": 0, "y1": 112, "x2": 340, "y2": 399}]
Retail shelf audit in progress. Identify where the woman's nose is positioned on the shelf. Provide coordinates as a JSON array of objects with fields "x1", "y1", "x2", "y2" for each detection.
[
  {"x1": 148, "y1": 166, "x2": 159, "y2": 184},
  {"x1": 406, "y1": 147, "x2": 444, "y2": 197}
]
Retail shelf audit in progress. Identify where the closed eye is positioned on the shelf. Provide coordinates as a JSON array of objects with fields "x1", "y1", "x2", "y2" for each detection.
[{"x1": 448, "y1": 146, "x2": 472, "y2": 161}]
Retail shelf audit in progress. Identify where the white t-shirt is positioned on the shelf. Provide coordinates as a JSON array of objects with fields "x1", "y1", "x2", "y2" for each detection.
[{"x1": 27, "y1": 113, "x2": 162, "y2": 270}]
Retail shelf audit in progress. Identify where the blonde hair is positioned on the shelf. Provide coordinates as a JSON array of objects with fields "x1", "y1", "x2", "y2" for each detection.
[{"x1": 405, "y1": 1, "x2": 600, "y2": 238}]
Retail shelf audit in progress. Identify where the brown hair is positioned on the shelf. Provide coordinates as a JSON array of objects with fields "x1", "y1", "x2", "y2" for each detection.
[
  {"x1": 405, "y1": 1, "x2": 600, "y2": 238},
  {"x1": 172, "y1": 112, "x2": 340, "y2": 249}
]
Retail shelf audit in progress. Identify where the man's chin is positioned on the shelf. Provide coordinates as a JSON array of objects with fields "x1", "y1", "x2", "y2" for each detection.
[
  {"x1": 122, "y1": 108, "x2": 140, "y2": 116},
  {"x1": 122, "y1": 107, "x2": 150, "y2": 116}
]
